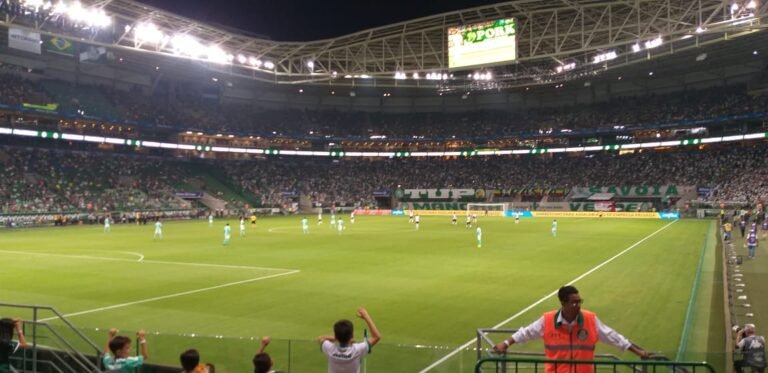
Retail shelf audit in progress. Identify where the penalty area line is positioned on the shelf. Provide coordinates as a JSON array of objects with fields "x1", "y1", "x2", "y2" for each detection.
[
  {"x1": 418, "y1": 219, "x2": 679, "y2": 373},
  {"x1": 40, "y1": 269, "x2": 301, "y2": 322}
]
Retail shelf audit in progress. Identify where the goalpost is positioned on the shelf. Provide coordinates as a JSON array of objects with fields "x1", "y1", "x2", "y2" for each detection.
[{"x1": 466, "y1": 203, "x2": 508, "y2": 217}]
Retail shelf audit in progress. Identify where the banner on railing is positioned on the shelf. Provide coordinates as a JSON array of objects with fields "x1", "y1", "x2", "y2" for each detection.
[
  {"x1": 9, "y1": 28, "x2": 41, "y2": 54},
  {"x1": 532, "y1": 211, "x2": 671, "y2": 219},
  {"x1": 394, "y1": 188, "x2": 485, "y2": 201},
  {"x1": 175, "y1": 192, "x2": 204, "y2": 199},
  {"x1": 571, "y1": 185, "x2": 689, "y2": 199},
  {"x1": 22, "y1": 102, "x2": 59, "y2": 112},
  {"x1": 353, "y1": 209, "x2": 392, "y2": 216}
]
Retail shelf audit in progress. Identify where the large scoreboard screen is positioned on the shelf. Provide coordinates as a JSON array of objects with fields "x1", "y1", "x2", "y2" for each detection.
[{"x1": 448, "y1": 18, "x2": 517, "y2": 69}]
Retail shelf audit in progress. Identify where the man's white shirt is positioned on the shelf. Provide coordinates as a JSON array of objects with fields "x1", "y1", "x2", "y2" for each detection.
[
  {"x1": 510, "y1": 312, "x2": 632, "y2": 350},
  {"x1": 321, "y1": 340, "x2": 370, "y2": 373}
]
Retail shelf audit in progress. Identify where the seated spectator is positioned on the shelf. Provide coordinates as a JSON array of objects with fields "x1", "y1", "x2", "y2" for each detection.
[
  {"x1": 318, "y1": 307, "x2": 381, "y2": 373},
  {"x1": 103, "y1": 328, "x2": 148, "y2": 372},
  {"x1": 0, "y1": 318, "x2": 27, "y2": 373},
  {"x1": 735, "y1": 324, "x2": 767, "y2": 373}
]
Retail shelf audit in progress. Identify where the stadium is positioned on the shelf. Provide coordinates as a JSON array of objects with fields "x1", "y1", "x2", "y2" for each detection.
[{"x1": 0, "y1": 0, "x2": 767, "y2": 371}]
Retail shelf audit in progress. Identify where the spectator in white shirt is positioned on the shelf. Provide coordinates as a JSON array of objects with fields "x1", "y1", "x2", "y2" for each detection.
[{"x1": 318, "y1": 307, "x2": 381, "y2": 373}]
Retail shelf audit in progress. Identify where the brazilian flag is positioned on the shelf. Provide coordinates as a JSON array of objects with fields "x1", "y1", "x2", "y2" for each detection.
[{"x1": 47, "y1": 37, "x2": 74, "y2": 57}]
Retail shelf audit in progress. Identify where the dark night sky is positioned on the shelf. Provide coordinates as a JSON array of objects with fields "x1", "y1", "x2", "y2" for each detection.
[{"x1": 139, "y1": 0, "x2": 501, "y2": 41}]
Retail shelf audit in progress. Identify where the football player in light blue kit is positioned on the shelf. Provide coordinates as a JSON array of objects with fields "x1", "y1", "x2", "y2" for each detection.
[
  {"x1": 153, "y1": 220, "x2": 163, "y2": 240},
  {"x1": 476, "y1": 226, "x2": 482, "y2": 248},
  {"x1": 223, "y1": 223, "x2": 232, "y2": 246},
  {"x1": 103, "y1": 215, "x2": 111, "y2": 233},
  {"x1": 302, "y1": 217, "x2": 309, "y2": 234},
  {"x1": 551, "y1": 219, "x2": 558, "y2": 237}
]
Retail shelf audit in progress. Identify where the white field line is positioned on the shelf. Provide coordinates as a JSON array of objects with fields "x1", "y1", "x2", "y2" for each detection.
[
  {"x1": 418, "y1": 220, "x2": 679, "y2": 373},
  {"x1": 0, "y1": 249, "x2": 298, "y2": 272},
  {"x1": 117, "y1": 251, "x2": 145, "y2": 262},
  {"x1": 40, "y1": 270, "x2": 300, "y2": 322}
]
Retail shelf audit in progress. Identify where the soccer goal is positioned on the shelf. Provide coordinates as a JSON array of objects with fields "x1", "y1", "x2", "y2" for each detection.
[{"x1": 466, "y1": 203, "x2": 508, "y2": 217}]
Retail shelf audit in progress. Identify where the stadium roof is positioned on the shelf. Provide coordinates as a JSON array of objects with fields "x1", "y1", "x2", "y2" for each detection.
[{"x1": 1, "y1": 0, "x2": 767, "y2": 90}]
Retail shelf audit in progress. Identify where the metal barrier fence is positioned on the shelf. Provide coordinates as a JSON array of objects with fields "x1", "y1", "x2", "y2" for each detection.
[
  {"x1": 475, "y1": 357, "x2": 717, "y2": 373},
  {"x1": 0, "y1": 303, "x2": 102, "y2": 373}
]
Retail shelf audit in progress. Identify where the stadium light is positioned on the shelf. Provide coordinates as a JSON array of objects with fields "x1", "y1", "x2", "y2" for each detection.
[
  {"x1": 592, "y1": 51, "x2": 617, "y2": 63},
  {"x1": 412, "y1": 72, "x2": 420, "y2": 79},
  {"x1": 394, "y1": 72, "x2": 407, "y2": 80},
  {"x1": 135, "y1": 23, "x2": 166, "y2": 45},
  {"x1": 21, "y1": 0, "x2": 46, "y2": 11},
  {"x1": 206, "y1": 45, "x2": 229, "y2": 64},
  {"x1": 237, "y1": 54, "x2": 247, "y2": 64},
  {"x1": 248, "y1": 57, "x2": 262, "y2": 67},
  {"x1": 171, "y1": 34, "x2": 203, "y2": 57},
  {"x1": 49, "y1": 1, "x2": 111, "y2": 28},
  {"x1": 747, "y1": 0, "x2": 757, "y2": 9},
  {"x1": 307, "y1": 60, "x2": 315, "y2": 69},
  {"x1": 264, "y1": 61, "x2": 275, "y2": 70},
  {"x1": 644, "y1": 36, "x2": 663, "y2": 49},
  {"x1": 555, "y1": 63, "x2": 575, "y2": 73},
  {"x1": 632, "y1": 44, "x2": 642, "y2": 53}
]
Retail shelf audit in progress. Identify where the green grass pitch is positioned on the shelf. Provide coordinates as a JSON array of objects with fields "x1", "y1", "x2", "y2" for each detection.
[{"x1": 0, "y1": 216, "x2": 714, "y2": 372}]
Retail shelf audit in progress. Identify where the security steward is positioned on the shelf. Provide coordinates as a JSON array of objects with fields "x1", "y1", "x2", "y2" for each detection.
[{"x1": 494, "y1": 285, "x2": 649, "y2": 373}]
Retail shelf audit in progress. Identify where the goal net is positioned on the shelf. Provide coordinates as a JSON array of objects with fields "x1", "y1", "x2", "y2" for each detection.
[{"x1": 466, "y1": 203, "x2": 508, "y2": 217}]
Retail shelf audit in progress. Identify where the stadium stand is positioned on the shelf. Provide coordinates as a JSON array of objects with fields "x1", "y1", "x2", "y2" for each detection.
[
  {"x1": 2, "y1": 143, "x2": 767, "y2": 216},
  {"x1": 1, "y1": 69, "x2": 767, "y2": 140}
]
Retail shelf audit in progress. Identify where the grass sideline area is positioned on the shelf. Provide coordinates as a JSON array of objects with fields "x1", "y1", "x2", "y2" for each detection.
[{"x1": 0, "y1": 216, "x2": 714, "y2": 372}]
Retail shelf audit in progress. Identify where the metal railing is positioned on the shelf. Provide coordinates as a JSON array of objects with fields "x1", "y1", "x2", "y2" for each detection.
[
  {"x1": 475, "y1": 357, "x2": 717, "y2": 373},
  {"x1": 474, "y1": 328, "x2": 716, "y2": 373},
  {"x1": 0, "y1": 303, "x2": 102, "y2": 373}
]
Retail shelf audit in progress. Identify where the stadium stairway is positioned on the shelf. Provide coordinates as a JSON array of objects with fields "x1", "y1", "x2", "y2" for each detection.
[
  {"x1": 175, "y1": 162, "x2": 258, "y2": 209},
  {"x1": 199, "y1": 192, "x2": 227, "y2": 211},
  {"x1": 39, "y1": 80, "x2": 120, "y2": 119}
]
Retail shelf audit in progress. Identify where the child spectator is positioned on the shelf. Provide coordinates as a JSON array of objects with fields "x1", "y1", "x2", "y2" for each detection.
[{"x1": 103, "y1": 328, "x2": 148, "y2": 372}]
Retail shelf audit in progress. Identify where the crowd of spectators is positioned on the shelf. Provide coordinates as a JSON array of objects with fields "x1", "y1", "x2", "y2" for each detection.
[
  {"x1": 4, "y1": 143, "x2": 768, "y2": 217},
  {"x1": 102, "y1": 85, "x2": 768, "y2": 139},
  {"x1": 219, "y1": 144, "x2": 768, "y2": 207},
  {"x1": 96, "y1": 307, "x2": 380, "y2": 373},
  {"x1": 3, "y1": 143, "x2": 768, "y2": 216},
  {"x1": 0, "y1": 73, "x2": 51, "y2": 107},
  {"x1": 0, "y1": 147, "x2": 193, "y2": 215},
  {"x1": 1, "y1": 70, "x2": 767, "y2": 140}
]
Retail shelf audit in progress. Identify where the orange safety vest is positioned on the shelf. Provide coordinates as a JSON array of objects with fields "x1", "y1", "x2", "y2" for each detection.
[{"x1": 542, "y1": 309, "x2": 599, "y2": 373}]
